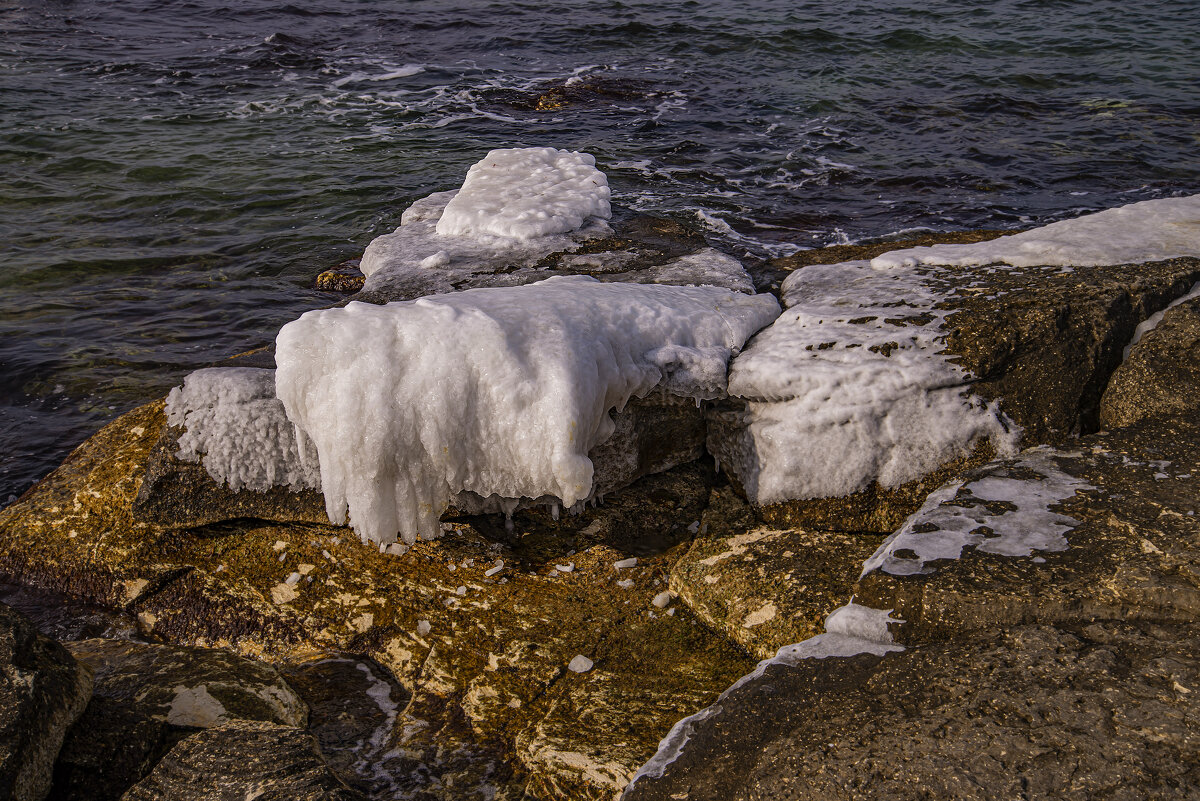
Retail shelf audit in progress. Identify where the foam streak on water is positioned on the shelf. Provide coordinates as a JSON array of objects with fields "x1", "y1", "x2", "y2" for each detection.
[{"x1": 2, "y1": 0, "x2": 1199, "y2": 498}]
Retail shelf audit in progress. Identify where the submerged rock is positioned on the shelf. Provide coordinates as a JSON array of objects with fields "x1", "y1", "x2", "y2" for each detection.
[
  {"x1": 0, "y1": 602, "x2": 92, "y2": 801},
  {"x1": 120, "y1": 719, "x2": 365, "y2": 801}
]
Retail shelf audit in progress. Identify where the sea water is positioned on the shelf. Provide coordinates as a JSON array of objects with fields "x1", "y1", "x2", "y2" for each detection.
[{"x1": 2, "y1": 0, "x2": 1199, "y2": 498}]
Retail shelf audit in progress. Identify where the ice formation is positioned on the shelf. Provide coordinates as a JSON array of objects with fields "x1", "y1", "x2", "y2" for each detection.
[
  {"x1": 164, "y1": 367, "x2": 321, "y2": 492},
  {"x1": 872, "y1": 194, "x2": 1200, "y2": 270},
  {"x1": 275, "y1": 276, "x2": 780, "y2": 545},
  {"x1": 861, "y1": 448, "x2": 1093, "y2": 577},
  {"x1": 358, "y1": 148, "x2": 617, "y2": 300},
  {"x1": 720, "y1": 258, "x2": 1019, "y2": 504},
  {"x1": 435, "y1": 147, "x2": 610, "y2": 240}
]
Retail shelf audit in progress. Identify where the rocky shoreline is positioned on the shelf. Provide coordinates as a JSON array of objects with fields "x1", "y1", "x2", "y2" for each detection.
[{"x1": 3, "y1": 196, "x2": 1200, "y2": 800}]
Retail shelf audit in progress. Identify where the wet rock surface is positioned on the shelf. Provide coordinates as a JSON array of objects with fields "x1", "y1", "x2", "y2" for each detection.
[
  {"x1": 51, "y1": 638, "x2": 308, "y2": 800},
  {"x1": 120, "y1": 719, "x2": 366, "y2": 801},
  {"x1": 624, "y1": 620, "x2": 1200, "y2": 801},
  {"x1": 1100, "y1": 294, "x2": 1200, "y2": 429},
  {"x1": 0, "y1": 603, "x2": 92, "y2": 801}
]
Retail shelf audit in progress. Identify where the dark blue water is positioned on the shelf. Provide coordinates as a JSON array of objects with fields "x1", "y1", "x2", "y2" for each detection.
[{"x1": 3, "y1": 0, "x2": 1199, "y2": 500}]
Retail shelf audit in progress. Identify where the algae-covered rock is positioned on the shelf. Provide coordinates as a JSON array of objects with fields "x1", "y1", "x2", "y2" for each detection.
[
  {"x1": 623, "y1": 620, "x2": 1200, "y2": 801},
  {"x1": 0, "y1": 602, "x2": 92, "y2": 801},
  {"x1": 1100, "y1": 294, "x2": 1200, "y2": 430},
  {"x1": 120, "y1": 719, "x2": 365, "y2": 801},
  {"x1": 670, "y1": 527, "x2": 884, "y2": 660}
]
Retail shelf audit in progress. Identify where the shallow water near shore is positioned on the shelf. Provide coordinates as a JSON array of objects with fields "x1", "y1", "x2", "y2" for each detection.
[{"x1": 2, "y1": 0, "x2": 1199, "y2": 498}]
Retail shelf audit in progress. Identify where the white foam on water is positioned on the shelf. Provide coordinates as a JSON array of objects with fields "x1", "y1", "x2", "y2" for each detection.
[
  {"x1": 275, "y1": 276, "x2": 780, "y2": 546},
  {"x1": 872, "y1": 194, "x2": 1200, "y2": 270}
]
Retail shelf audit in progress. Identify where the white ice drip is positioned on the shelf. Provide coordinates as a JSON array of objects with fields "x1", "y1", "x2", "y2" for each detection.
[{"x1": 275, "y1": 276, "x2": 780, "y2": 545}]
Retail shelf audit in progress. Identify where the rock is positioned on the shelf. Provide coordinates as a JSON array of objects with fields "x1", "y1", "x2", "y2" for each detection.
[
  {"x1": 1100, "y1": 294, "x2": 1200, "y2": 429},
  {"x1": 0, "y1": 401, "x2": 753, "y2": 800},
  {"x1": 51, "y1": 638, "x2": 308, "y2": 800},
  {"x1": 517, "y1": 671, "x2": 717, "y2": 801},
  {"x1": 50, "y1": 697, "x2": 188, "y2": 801},
  {"x1": 854, "y1": 414, "x2": 1200, "y2": 645},
  {"x1": 353, "y1": 206, "x2": 752, "y2": 306},
  {"x1": 622, "y1": 620, "x2": 1200, "y2": 801},
  {"x1": 0, "y1": 602, "x2": 92, "y2": 801},
  {"x1": 314, "y1": 259, "x2": 365, "y2": 293},
  {"x1": 276, "y1": 656, "x2": 408, "y2": 796},
  {"x1": 133, "y1": 375, "x2": 706, "y2": 532},
  {"x1": 119, "y1": 719, "x2": 366, "y2": 801},
  {"x1": 669, "y1": 527, "x2": 884, "y2": 660},
  {"x1": 710, "y1": 243, "x2": 1200, "y2": 531},
  {"x1": 941, "y1": 257, "x2": 1200, "y2": 443},
  {"x1": 63, "y1": 638, "x2": 307, "y2": 729},
  {"x1": 132, "y1": 420, "x2": 330, "y2": 529}
]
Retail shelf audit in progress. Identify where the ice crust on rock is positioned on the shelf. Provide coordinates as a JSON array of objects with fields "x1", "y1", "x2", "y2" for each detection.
[
  {"x1": 721, "y1": 258, "x2": 1019, "y2": 504},
  {"x1": 1123, "y1": 278, "x2": 1200, "y2": 359},
  {"x1": 872, "y1": 194, "x2": 1200, "y2": 270},
  {"x1": 358, "y1": 188, "x2": 610, "y2": 299},
  {"x1": 165, "y1": 367, "x2": 321, "y2": 492},
  {"x1": 275, "y1": 276, "x2": 780, "y2": 546},
  {"x1": 861, "y1": 448, "x2": 1093, "y2": 577},
  {"x1": 435, "y1": 147, "x2": 610, "y2": 240}
]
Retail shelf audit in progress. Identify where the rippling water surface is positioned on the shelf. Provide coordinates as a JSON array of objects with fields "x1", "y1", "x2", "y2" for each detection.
[{"x1": 2, "y1": 0, "x2": 1198, "y2": 498}]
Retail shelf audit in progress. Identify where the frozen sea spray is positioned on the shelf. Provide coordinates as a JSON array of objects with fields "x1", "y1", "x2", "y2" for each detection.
[
  {"x1": 359, "y1": 148, "x2": 615, "y2": 301},
  {"x1": 275, "y1": 276, "x2": 780, "y2": 546},
  {"x1": 165, "y1": 367, "x2": 321, "y2": 492}
]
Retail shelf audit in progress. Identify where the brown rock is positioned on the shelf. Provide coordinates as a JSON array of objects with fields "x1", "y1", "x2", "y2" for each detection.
[
  {"x1": 1100, "y1": 295, "x2": 1200, "y2": 429},
  {"x1": 0, "y1": 602, "x2": 92, "y2": 801}
]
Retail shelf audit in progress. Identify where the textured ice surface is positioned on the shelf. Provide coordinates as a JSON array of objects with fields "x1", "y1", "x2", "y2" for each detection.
[
  {"x1": 359, "y1": 189, "x2": 609, "y2": 299},
  {"x1": 626, "y1": 602, "x2": 902, "y2": 790},
  {"x1": 722, "y1": 259, "x2": 1018, "y2": 503},
  {"x1": 275, "y1": 276, "x2": 780, "y2": 545},
  {"x1": 165, "y1": 367, "x2": 321, "y2": 492},
  {"x1": 872, "y1": 194, "x2": 1200, "y2": 269},
  {"x1": 435, "y1": 147, "x2": 610, "y2": 240},
  {"x1": 861, "y1": 448, "x2": 1093, "y2": 577}
]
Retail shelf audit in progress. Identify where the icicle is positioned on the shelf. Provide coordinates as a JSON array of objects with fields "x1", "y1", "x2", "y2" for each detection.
[{"x1": 550, "y1": 502, "x2": 560, "y2": 521}]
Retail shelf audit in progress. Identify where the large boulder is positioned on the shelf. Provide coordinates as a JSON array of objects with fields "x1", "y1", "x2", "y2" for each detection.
[
  {"x1": 0, "y1": 602, "x2": 92, "y2": 801},
  {"x1": 119, "y1": 719, "x2": 365, "y2": 801},
  {"x1": 622, "y1": 620, "x2": 1200, "y2": 801},
  {"x1": 50, "y1": 638, "x2": 308, "y2": 801},
  {"x1": 710, "y1": 244, "x2": 1200, "y2": 531},
  {"x1": 1100, "y1": 292, "x2": 1200, "y2": 429}
]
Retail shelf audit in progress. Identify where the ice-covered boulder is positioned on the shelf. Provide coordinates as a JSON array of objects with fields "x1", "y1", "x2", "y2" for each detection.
[
  {"x1": 276, "y1": 276, "x2": 781, "y2": 545},
  {"x1": 710, "y1": 195, "x2": 1200, "y2": 526}
]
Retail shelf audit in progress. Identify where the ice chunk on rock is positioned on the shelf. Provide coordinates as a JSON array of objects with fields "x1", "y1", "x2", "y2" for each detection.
[
  {"x1": 712, "y1": 259, "x2": 1018, "y2": 504},
  {"x1": 165, "y1": 367, "x2": 321, "y2": 493},
  {"x1": 435, "y1": 147, "x2": 610, "y2": 240},
  {"x1": 871, "y1": 194, "x2": 1200, "y2": 270},
  {"x1": 275, "y1": 276, "x2": 780, "y2": 545}
]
